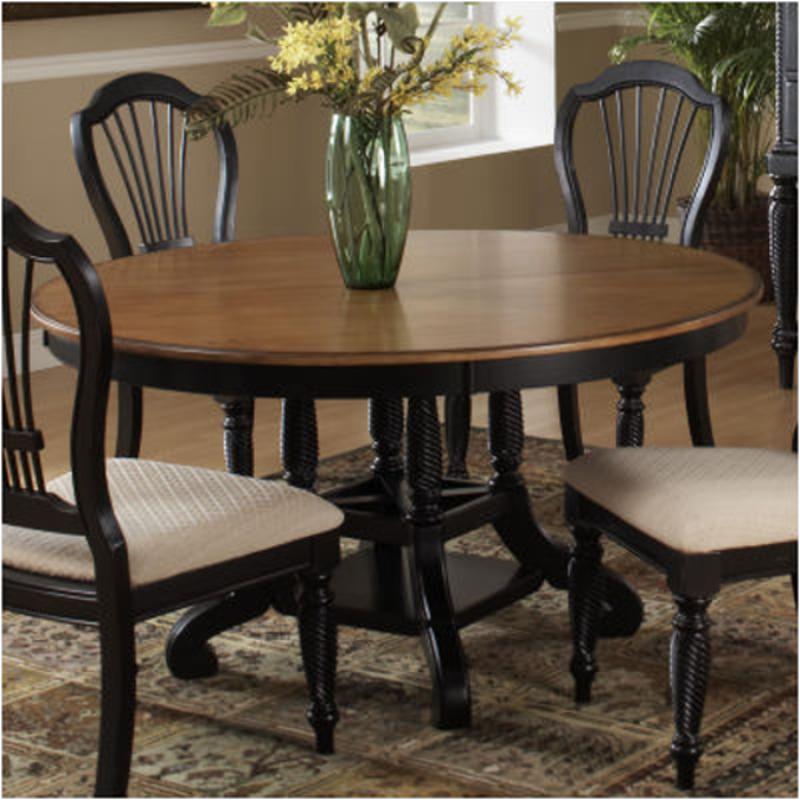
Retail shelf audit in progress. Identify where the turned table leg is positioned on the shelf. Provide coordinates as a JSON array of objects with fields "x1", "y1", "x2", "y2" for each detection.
[
  {"x1": 406, "y1": 396, "x2": 471, "y2": 729},
  {"x1": 614, "y1": 373, "x2": 651, "y2": 447},
  {"x1": 769, "y1": 175, "x2": 798, "y2": 389},
  {"x1": 444, "y1": 393, "x2": 471, "y2": 479},
  {"x1": 215, "y1": 395, "x2": 255, "y2": 476}
]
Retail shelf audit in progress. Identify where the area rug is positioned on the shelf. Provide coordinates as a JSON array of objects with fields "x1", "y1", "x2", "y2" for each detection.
[{"x1": 3, "y1": 432, "x2": 797, "y2": 798}]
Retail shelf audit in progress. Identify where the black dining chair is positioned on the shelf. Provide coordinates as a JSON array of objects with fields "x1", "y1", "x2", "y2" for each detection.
[
  {"x1": 554, "y1": 60, "x2": 731, "y2": 457},
  {"x1": 70, "y1": 72, "x2": 255, "y2": 476},
  {"x1": 564, "y1": 437, "x2": 796, "y2": 789},
  {"x1": 443, "y1": 60, "x2": 731, "y2": 476},
  {"x1": 2, "y1": 198, "x2": 342, "y2": 797}
]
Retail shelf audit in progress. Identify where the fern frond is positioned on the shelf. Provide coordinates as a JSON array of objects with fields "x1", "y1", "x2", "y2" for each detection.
[{"x1": 186, "y1": 66, "x2": 291, "y2": 140}]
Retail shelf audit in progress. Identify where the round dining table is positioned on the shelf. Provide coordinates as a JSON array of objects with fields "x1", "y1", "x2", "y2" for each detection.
[{"x1": 33, "y1": 229, "x2": 761, "y2": 729}]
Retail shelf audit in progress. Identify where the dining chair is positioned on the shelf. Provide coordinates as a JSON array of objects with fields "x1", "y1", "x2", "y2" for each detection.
[
  {"x1": 554, "y1": 60, "x2": 731, "y2": 457},
  {"x1": 70, "y1": 72, "x2": 255, "y2": 476},
  {"x1": 563, "y1": 440, "x2": 797, "y2": 789},
  {"x1": 443, "y1": 60, "x2": 731, "y2": 477},
  {"x1": 2, "y1": 198, "x2": 343, "y2": 797}
]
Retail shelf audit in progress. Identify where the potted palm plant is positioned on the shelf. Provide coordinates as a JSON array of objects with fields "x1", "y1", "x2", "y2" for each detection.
[{"x1": 611, "y1": 2, "x2": 776, "y2": 299}]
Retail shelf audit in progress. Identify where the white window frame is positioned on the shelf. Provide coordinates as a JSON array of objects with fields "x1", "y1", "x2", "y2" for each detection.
[{"x1": 408, "y1": 1, "x2": 555, "y2": 167}]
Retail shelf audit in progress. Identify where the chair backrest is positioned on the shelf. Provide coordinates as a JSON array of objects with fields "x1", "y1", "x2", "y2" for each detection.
[
  {"x1": 554, "y1": 60, "x2": 730, "y2": 247},
  {"x1": 71, "y1": 72, "x2": 238, "y2": 259},
  {"x1": 2, "y1": 199, "x2": 122, "y2": 561}
]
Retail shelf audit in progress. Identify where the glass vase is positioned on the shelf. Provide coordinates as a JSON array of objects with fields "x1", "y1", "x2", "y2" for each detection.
[{"x1": 325, "y1": 113, "x2": 411, "y2": 290}]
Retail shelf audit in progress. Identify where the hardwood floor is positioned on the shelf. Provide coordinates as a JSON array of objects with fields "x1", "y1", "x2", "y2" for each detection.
[{"x1": 22, "y1": 305, "x2": 796, "y2": 481}]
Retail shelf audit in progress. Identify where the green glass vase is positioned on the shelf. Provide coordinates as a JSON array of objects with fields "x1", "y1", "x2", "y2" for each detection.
[{"x1": 325, "y1": 113, "x2": 411, "y2": 290}]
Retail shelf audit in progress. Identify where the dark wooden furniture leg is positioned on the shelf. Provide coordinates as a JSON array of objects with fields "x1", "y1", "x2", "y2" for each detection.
[
  {"x1": 769, "y1": 175, "x2": 798, "y2": 389},
  {"x1": 298, "y1": 569, "x2": 338, "y2": 754},
  {"x1": 445, "y1": 393, "x2": 471, "y2": 478},
  {"x1": 683, "y1": 357, "x2": 715, "y2": 446},
  {"x1": 115, "y1": 383, "x2": 143, "y2": 458},
  {"x1": 558, "y1": 384, "x2": 584, "y2": 461},
  {"x1": 614, "y1": 373, "x2": 651, "y2": 447},
  {"x1": 370, "y1": 396, "x2": 404, "y2": 479},
  {"x1": 670, "y1": 595, "x2": 712, "y2": 790},
  {"x1": 165, "y1": 585, "x2": 272, "y2": 678},
  {"x1": 215, "y1": 395, "x2": 255, "y2": 476},
  {"x1": 166, "y1": 395, "x2": 318, "y2": 678},
  {"x1": 407, "y1": 396, "x2": 471, "y2": 729},
  {"x1": 282, "y1": 397, "x2": 318, "y2": 490},
  {"x1": 95, "y1": 608, "x2": 137, "y2": 797},
  {"x1": 568, "y1": 525, "x2": 604, "y2": 704}
]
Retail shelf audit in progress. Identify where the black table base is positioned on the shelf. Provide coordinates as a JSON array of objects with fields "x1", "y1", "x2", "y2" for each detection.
[{"x1": 165, "y1": 391, "x2": 643, "y2": 729}]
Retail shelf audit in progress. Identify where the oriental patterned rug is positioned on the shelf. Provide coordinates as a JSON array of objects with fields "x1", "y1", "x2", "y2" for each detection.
[{"x1": 3, "y1": 433, "x2": 797, "y2": 797}]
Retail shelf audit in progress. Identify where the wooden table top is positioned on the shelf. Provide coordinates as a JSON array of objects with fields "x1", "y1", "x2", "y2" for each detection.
[{"x1": 33, "y1": 230, "x2": 762, "y2": 368}]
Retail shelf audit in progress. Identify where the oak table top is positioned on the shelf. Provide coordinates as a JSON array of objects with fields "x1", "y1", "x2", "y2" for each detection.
[{"x1": 33, "y1": 230, "x2": 761, "y2": 370}]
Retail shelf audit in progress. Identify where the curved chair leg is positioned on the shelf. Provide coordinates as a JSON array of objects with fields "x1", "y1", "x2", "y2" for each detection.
[
  {"x1": 557, "y1": 384, "x2": 584, "y2": 461},
  {"x1": 614, "y1": 373, "x2": 651, "y2": 447},
  {"x1": 568, "y1": 525, "x2": 604, "y2": 704},
  {"x1": 95, "y1": 614, "x2": 136, "y2": 797},
  {"x1": 444, "y1": 393, "x2": 471, "y2": 479},
  {"x1": 298, "y1": 570, "x2": 338, "y2": 754},
  {"x1": 670, "y1": 595, "x2": 712, "y2": 791},
  {"x1": 216, "y1": 395, "x2": 255, "y2": 476},
  {"x1": 115, "y1": 383, "x2": 143, "y2": 458},
  {"x1": 683, "y1": 358, "x2": 714, "y2": 446}
]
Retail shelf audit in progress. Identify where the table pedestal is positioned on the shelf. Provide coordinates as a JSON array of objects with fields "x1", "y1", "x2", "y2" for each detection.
[{"x1": 166, "y1": 392, "x2": 643, "y2": 728}]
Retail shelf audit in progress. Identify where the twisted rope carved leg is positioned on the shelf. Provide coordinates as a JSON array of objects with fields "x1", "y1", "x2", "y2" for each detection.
[
  {"x1": 444, "y1": 393, "x2": 471, "y2": 478},
  {"x1": 407, "y1": 396, "x2": 471, "y2": 729},
  {"x1": 614, "y1": 373, "x2": 651, "y2": 447},
  {"x1": 216, "y1": 396, "x2": 255, "y2": 476},
  {"x1": 568, "y1": 526, "x2": 604, "y2": 704},
  {"x1": 488, "y1": 390, "x2": 524, "y2": 490},
  {"x1": 298, "y1": 571, "x2": 338, "y2": 754},
  {"x1": 769, "y1": 176, "x2": 798, "y2": 389},
  {"x1": 670, "y1": 595, "x2": 712, "y2": 790},
  {"x1": 369, "y1": 396, "x2": 404, "y2": 477},
  {"x1": 282, "y1": 397, "x2": 318, "y2": 489}
]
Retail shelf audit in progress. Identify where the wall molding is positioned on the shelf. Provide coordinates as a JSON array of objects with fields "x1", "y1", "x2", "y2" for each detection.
[
  {"x1": 4, "y1": 9, "x2": 644, "y2": 84},
  {"x1": 3, "y1": 38, "x2": 274, "y2": 84},
  {"x1": 556, "y1": 8, "x2": 645, "y2": 33}
]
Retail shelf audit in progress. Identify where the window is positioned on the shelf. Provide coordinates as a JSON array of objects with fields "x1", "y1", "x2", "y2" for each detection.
[
  {"x1": 403, "y1": 3, "x2": 473, "y2": 135},
  {"x1": 406, "y1": 2, "x2": 556, "y2": 167}
]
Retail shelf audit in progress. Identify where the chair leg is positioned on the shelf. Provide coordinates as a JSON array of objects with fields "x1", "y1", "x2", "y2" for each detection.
[
  {"x1": 683, "y1": 357, "x2": 714, "y2": 446},
  {"x1": 298, "y1": 570, "x2": 338, "y2": 754},
  {"x1": 557, "y1": 384, "x2": 584, "y2": 461},
  {"x1": 613, "y1": 373, "x2": 651, "y2": 447},
  {"x1": 791, "y1": 573, "x2": 797, "y2": 608},
  {"x1": 95, "y1": 615, "x2": 137, "y2": 797},
  {"x1": 568, "y1": 525, "x2": 604, "y2": 703},
  {"x1": 670, "y1": 595, "x2": 712, "y2": 791}
]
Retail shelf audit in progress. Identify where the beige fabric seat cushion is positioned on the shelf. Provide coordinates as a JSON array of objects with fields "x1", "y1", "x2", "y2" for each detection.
[
  {"x1": 564, "y1": 447, "x2": 797, "y2": 553},
  {"x1": 3, "y1": 458, "x2": 343, "y2": 587}
]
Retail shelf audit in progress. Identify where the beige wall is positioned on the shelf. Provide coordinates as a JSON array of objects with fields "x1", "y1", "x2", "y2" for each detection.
[{"x1": 3, "y1": 2, "x2": 649, "y2": 328}]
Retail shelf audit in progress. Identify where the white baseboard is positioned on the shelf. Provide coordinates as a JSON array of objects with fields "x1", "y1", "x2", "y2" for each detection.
[{"x1": 3, "y1": 332, "x2": 62, "y2": 377}]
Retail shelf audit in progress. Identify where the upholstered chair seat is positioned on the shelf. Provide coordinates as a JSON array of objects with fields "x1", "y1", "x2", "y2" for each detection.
[
  {"x1": 563, "y1": 441, "x2": 797, "y2": 791},
  {"x1": 4, "y1": 458, "x2": 343, "y2": 587},
  {"x1": 564, "y1": 447, "x2": 797, "y2": 553}
]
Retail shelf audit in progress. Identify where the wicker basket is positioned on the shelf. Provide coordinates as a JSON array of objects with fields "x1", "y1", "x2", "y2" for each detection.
[{"x1": 677, "y1": 196, "x2": 772, "y2": 302}]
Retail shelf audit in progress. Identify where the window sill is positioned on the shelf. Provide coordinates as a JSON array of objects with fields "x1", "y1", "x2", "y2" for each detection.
[{"x1": 410, "y1": 137, "x2": 537, "y2": 168}]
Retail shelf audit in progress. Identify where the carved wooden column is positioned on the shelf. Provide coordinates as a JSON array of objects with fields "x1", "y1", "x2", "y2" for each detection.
[
  {"x1": 614, "y1": 374, "x2": 651, "y2": 447},
  {"x1": 281, "y1": 397, "x2": 318, "y2": 489},
  {"x1": 369, "y1": 396, "x2": 404, "y2": 478},
  {"x1": 669, "y1": 595, "x2": 712, "y2": 790},
  {"x1": 768, "y1": 2, "x2": 798, "y2": 389},
  {"x1": 216, "y1": 396, "x2": 255, "y2": 476}
]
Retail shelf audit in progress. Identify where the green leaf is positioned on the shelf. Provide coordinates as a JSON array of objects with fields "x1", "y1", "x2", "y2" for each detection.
[{"x1": 207, "y1": 3, "x2": 248, "y2": 27}]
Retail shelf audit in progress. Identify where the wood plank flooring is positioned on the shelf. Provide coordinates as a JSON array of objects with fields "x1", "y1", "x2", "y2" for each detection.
[{"x1": 20, "y1": 305, "x2": 796, "y2": 481}]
